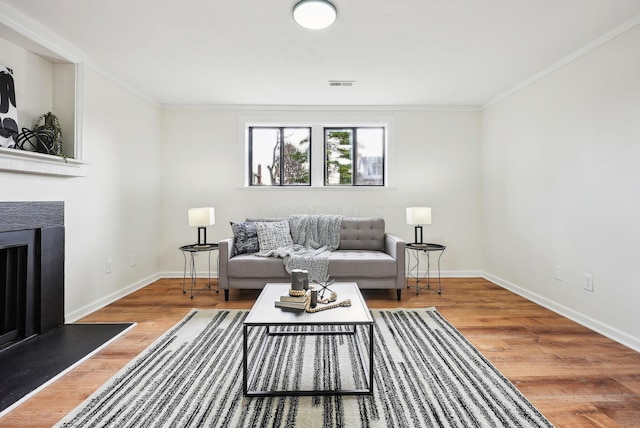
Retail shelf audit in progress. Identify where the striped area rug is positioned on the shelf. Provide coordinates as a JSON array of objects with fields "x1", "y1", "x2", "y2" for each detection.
[{"x1": 55, "y1": 308, "x2": 553, "y2": 427}]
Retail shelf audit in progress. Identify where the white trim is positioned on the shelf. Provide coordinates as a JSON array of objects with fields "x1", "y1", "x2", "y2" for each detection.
[
  {"x1": 64, "y1": 273, "x2": 160, "y2": 323},
  {"x1": 0, "y1": 148, "x2": 89, "y2": 177},
  {"x1": 85, "y1": 60, "x2": 161, "y2": 108},
  {"x1": 64, "y1": 268, "x2": 640, "y2": 354},
  {"x1": 73, "y1": 62, "x2": 85, "y2": 159},
  {"x1": 483, "y1": 272, "x2": 640, "y2": 353},
  {"x1": 407, "y1": 270, "x2": 483, "y2": 279},
  {"x1": 161, "y1": 270, "x2": 479, "y2": 280},
  {"x1": 0, "y1": 2, "x2": 86, "y2": 63},
  {"x1": 483, "y1": 13, "x2": 640, "y2": 109},
  {"x1": 162, "y1": 104, "x2": 481, "y2": 112},
  {"x1": 160, "y1": 270, "x2": 218, "y2": 279}
]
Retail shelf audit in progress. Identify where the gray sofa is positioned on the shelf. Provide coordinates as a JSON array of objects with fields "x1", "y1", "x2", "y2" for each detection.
[{"x1": 218, "y1": 217, "x2": 406, "y2": 301}]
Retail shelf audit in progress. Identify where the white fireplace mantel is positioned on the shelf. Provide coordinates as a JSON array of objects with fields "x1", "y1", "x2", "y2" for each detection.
[{"x1": 0, "y1": 148, "x2": 88, "y2": 177}]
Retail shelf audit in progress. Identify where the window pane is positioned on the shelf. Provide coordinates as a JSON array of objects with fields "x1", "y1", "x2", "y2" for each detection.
[
  {"x1": 282, "y1": 128, "x2": 310, "y2": 185},
  {"x1": 355, "y1": 128, "x2": 384, "y2": 186},
  {"x1": 325, "y1": 129, "x2": 353, "y2": 185},
  {"x1": 250, "y1": 128, "x2": 280, "y2": 185}
]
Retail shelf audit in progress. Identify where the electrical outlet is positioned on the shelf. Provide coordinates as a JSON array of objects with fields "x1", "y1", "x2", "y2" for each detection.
[
  {"x1": 584, "y1": 274, "x2": 594, "y2": 292},
  {"x1": 553, "y1": 265, "x2": 562, "y2": 281},
  {"x1": 106, "y1": 259, "x2": 113, "y2": 274},
  {"x1": 130, "y1": 254, "x2": 137, "y2": 267}
]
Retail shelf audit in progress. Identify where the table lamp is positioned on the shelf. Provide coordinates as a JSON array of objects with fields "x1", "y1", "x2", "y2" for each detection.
[
  {"x1": 188, "y1": 207, "x2": 215, "y2": 245},
  {"x1": 406, "y1": 207, "x2": 431, "y2": 244}
]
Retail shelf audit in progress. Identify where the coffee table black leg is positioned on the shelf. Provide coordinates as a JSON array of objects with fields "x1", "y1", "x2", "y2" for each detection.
[
  {"x1": 369, "y1": 323, "x2": 374, "y2": 393},
  {"x1": 243, "y1": 324, "x2": 248, "y2": 395}
]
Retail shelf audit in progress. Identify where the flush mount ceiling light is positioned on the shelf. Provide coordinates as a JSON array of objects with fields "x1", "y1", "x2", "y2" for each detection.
[{"x1": 293, "y1": 0, "x2": 337, "y2": 30}]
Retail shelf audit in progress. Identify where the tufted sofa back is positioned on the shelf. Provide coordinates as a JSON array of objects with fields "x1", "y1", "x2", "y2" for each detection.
[
  {"x1": 245, "y1": 216, "x2": 386, "y2": 251},
  {"x1": 339, "y1": 217, "x2": 385, "y2": 251}
]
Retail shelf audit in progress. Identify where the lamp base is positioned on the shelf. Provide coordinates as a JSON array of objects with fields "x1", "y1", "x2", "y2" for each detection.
[
  {"x1": 196, "y1": 227, "x2": 207, "y2": 245},
  {"x1": 413, "y1": 225, "x2": 423, "y2": 245}
]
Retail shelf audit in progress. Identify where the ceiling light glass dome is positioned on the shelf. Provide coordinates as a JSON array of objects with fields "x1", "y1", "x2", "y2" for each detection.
[{"x1": 292, "y1": 0, "x2": 337, "y2": 30}]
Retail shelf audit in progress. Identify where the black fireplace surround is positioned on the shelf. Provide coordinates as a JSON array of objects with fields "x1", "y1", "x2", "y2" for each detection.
[{"x1": 0, "y1": 201, "x2": 64, "y2": 351}]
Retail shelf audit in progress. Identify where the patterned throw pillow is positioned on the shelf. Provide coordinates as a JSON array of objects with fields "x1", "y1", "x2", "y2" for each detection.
[
  {"x1": 255, "y1": 221, "x2": 293, "y2": 251},
  {"x1": 230, "y1": 222, "x2": 259, "y2": 255}
]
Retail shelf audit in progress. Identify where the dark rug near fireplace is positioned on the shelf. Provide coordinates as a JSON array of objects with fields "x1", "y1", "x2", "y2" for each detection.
[{"x1": 0, "y1": 323, "x2": 133, "y2": 416}]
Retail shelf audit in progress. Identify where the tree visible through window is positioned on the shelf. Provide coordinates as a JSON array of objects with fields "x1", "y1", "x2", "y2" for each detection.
[
  {"x1": 249, "y1": 127, "x2": 311, "y2": 186},
  {"x1": 325, "y1": 127, "x2": 385, "y2": 186}
]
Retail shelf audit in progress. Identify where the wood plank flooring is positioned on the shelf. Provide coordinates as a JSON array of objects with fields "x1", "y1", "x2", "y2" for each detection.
[{"x1": 1, "y1": 277, "x2": 639, "y2": 427}]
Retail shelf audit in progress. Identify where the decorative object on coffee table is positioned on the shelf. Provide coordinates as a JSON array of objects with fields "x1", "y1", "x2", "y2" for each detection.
[
  {"x1": 313, "y1": 276, "x2": 335, "y2": 299},
  {"x1": 290, "y1": 269, "x2": 309, "y2": 290}
]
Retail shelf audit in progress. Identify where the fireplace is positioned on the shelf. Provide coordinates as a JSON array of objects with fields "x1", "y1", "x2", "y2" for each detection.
[{"x1": 0, "y1": 202, "x2": 64, "y2": 351}]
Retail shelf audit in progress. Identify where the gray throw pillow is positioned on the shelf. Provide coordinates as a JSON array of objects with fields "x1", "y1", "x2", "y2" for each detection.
[
  {"x1": 230, "y1": 221, "x2": 259, "y2": 255},
  {"x1": 255, "y1": 220, "x2": 293, "y2": 251}
]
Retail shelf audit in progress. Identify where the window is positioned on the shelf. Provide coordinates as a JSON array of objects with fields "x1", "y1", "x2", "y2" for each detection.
[
  {"x1": 245, "y1": 123, "x2": 388, "y2": 188},
  {"x1": 325, "y1": 127, "x2": 385, "y2": 186},
  {"x1": 249, "y1": 127, "x2": 311, "y2": 186}
]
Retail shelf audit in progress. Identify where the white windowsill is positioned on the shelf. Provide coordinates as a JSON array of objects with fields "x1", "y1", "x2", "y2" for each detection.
[{"x1": 0, "y1": 148, "x2": 89, "y2": 177}]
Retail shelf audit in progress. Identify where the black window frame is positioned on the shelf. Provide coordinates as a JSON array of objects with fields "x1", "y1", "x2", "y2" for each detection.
[
  {"x1": 248, "y1": 126, "x2": 312, "y2": 187},
  {"x1": 324, "y1": 126, "x2": 386, "y2": 187}
]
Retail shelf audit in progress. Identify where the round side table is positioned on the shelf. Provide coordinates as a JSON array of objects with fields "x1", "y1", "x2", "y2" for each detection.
[
  {"x1": 179, "y1": 243, "x2": 219, "y2": 298},
  {"x1": 406, "y1": 243, "x2": 446, "y2": 295}
]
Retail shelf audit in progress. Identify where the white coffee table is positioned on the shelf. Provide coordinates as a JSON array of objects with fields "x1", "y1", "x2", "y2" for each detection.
[{"x1": 243, "y1": 282, "x2": 374, "y2": 397}]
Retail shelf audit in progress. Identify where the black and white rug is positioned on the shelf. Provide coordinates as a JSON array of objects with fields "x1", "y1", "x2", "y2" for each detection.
[{"x1": 55, "y1": 309, "x2": 553, "y2": 427}]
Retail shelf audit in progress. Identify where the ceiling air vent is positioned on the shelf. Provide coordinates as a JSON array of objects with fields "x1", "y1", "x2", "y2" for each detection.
[{"x1": 329, "y1": 80, "x2": 355, "y2": 87}]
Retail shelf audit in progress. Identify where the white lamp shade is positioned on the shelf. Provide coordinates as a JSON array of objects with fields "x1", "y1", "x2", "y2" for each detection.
[
  {"x1": 293, "y1": 0, "x2": 337, "y2": 30},
  {"x1": 406, "y1": 207, "x2": 432, "y2": 225},
  {"x1": 188, "y1": 207, "x2": 215, "y2": 227}
]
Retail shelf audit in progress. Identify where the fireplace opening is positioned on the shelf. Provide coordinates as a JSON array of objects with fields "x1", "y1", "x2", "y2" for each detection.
[
  {"x1": 0, "y1": 201, "x2": 65, "y2": 355},
  {"x1": 0, "y1": 230, "x2": 37, "y2": 351}
]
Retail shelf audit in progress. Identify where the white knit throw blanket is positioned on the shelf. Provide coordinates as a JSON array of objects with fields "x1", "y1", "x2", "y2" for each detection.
[{"x1": 257, "y1": 214, "x2": 343, "y2": 283}]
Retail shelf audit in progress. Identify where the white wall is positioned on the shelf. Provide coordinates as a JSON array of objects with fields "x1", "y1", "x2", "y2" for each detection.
[
  {"x1": 0, "y1": 37, "x2": 52, "y2": 131},
  {"x1": 481, "y1": 25, "x2": 640, "y2": 350},
  {"x1": 0, "y1": 60, "x2": 163, "y2": 321},
  {"x1": 159, "y1": 107, "x2": 482, "y2": 276}
]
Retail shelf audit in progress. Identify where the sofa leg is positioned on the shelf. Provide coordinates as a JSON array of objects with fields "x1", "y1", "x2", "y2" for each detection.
[
  {"x1": 396, "y1": 289, "x2": 402, "y2": 301},
  {"x1": 224, "y1": 289, "x2": 229, "y2": 301}
]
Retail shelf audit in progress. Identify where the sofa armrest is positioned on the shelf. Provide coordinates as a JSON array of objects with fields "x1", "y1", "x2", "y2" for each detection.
[
  {"x1": 218, "y1": 237, "x2": 234, "y2": 290},
  {"x1": 385, "y1": 233, "x2": 406, "y2": 289}
]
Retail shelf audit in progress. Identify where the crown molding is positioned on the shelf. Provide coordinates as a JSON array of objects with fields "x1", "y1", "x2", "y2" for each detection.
[
  {"x1": 0, "y1": 2, "x2": 85, "y2": 63},
  {"x1": 160, "y1": 104, "x2": 481, "y2": 112},
  {"x1": 483, "y1": 13, "x2": 640, "y2": 110}
]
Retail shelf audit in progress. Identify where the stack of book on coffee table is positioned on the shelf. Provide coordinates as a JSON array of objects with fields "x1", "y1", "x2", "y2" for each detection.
[{"x1": 274, "y1": 293, "x2": 308, "y2": 310}]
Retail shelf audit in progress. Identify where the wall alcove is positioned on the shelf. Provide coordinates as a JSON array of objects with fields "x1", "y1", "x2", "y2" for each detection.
[{"x1": 0, "y1": 5, "x2": 88, "y2": 177}]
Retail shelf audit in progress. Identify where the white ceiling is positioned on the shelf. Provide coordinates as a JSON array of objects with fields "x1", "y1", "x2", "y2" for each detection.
[{"x1": 3, "y1": 0, "x2": 640, "y2": 106}]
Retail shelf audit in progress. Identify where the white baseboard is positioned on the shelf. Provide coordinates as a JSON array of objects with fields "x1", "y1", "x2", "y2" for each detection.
[
  {"x1": 483, "y1": 272, "x2": 640, "y2": 353},
  {"x1": 160, "y1": 270, "x2": 218, "y2": 279},
  {"x1": 161, "y1": 270, "x2": 481, "y2": 279},
  {"x1": 67, "y1": 269, "x2": 640, "y2": 354},
  {"x1": 64, "y1": 273, "x2": 161, "y2": 323}
]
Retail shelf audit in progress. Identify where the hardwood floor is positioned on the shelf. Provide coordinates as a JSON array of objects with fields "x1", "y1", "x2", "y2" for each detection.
[{"x1": 1, "y1": 278, "x2": 639, "y2": 427}]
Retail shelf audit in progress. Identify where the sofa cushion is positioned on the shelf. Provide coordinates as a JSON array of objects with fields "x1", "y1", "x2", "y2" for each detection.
[
  {"x1": 255, "y1": 220, "x2": 294, "y2": 251},
  {"x1": 227, "y1": 253, "x2": 288, "y2": 278},
  {"x1": 230, "y1": 221, "x2": 259, "y2": 255},
  {"x1": 227, "y1": 251, "x2": 396, "y2": 279},
  {"x1": 328, "y1": 250, "x2": 396, "y2": 278},
  {"x1": 339, "y1": 217, "x2": 385, "y2": 251}
]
